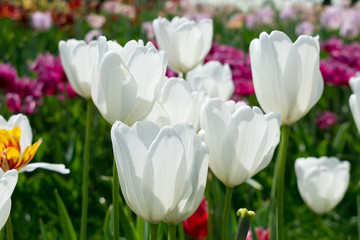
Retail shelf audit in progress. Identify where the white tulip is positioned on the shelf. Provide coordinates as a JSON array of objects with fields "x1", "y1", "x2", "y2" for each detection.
[
  {"x1": 200, "y1": 99, "x2": 281, "y2": 187},
  {"x1": 146, "y1": 78, "x2": 208, "y2": 130},
  {"x1": 153, "y1": 16, "x2": 213, "y2": 74},
  {"x1": 0, "y1": 114, "x2": 70, "y2": 174},
  {"x1": 59, "y1": 39, "x2": 98, "y2": 99},
  {"x1": 187, "y1": 61, "x2": 234, "y2": 101},
  {"x1": 111, "y1": 121, "x2": 209, "y2": 224},
  {"x1": 349, "y1": 73, "x2": 360, "y2": 134},
  {"x1": 295, "y1": 157, "x2": 350, "y2": 215},
  {"x1": 92, "y1": 36, "x2": 167, "y2": 125},
  {"x1": 0, "y1": 169, "x2": 17, "y2": 230},
  {"x1": 249, "y1": 31, "x2": 324, "y2": 125}
]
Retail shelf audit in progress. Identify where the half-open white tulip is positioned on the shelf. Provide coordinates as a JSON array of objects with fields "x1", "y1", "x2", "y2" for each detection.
[
  {"x1": 187, "y1": 61, "x2": 234, "y2": 101},
  {"x1": 153, "y1": 16, "x2": 213, "y2": 74},
  {"x1": 250, "y1": 31, "x2": 323, "y2": 125},
  {"x1": 146, "y1": 78, "x2": 208, "y2": 130},
  {"x1": 0, "y1": 169, "x2": 18, "y2": 230},
  {"x1": 92, "y1": 36, "x2": 167, "y2": 125},
  {"x1": 59, "y1": 39, "x2": 98, "y2": 99},
  {"x1": 111, "y1": 121, "x2": 209, "y2": 224},
  {"x1": 295, "y1": 157, "x2": 350, "y2": 215},
  {"x1": 200, "y1": 99, "x2": 281, "y2": 187}
]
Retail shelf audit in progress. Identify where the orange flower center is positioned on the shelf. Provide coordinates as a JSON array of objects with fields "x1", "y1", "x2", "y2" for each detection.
[{"x1": 0, "y1": 126, "x2": 41, "y2": 172}]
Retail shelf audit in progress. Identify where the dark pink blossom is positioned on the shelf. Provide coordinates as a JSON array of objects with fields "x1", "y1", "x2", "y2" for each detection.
[
  {"x1": 29, "y1": 52, "x2": 76, "y2": 98},
  {"x1": 5, "y1": 77, "x2": 43, "y2": 115},
  {"x1": 320, "y1": 58, "x2": 356, "y2": 86},
  {"x1": 0, "y1": 63, "x2": 17, "y2": 89},
  {"x1": 321, "y1": 37, "x2": 343, "y2": 55},
  {"x1": 316, "y1": 111, "x2": 338, "y2": 129}
]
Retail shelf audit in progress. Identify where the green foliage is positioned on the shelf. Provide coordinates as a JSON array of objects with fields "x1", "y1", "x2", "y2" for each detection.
[{"x1": 1, "y1": 3, "x2": 360, "y2": 239}]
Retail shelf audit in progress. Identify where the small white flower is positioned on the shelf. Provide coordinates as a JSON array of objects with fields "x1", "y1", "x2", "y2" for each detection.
[
  {"x1": 187, "y1": 61, "x2": 234, "y2": 101},
  {"x1": 295, "y1": 157, "x2": 350, "y2": 214},
  {"x1": 153, "y1": 16, "x2": 213, "y2": 74}
]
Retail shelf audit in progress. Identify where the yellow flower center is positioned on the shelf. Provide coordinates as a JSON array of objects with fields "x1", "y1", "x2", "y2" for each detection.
[{"x1": 0, "y1": 126, "x2": 42, "y2": 172}]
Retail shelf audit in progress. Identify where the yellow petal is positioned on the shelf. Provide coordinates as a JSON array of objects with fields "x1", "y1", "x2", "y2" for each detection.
[
  {"x1": 17, "y1": 138, "x2": 42, "y2": 170},
  {"x1": 1, "y1": 147, "x2": 20, "y2": 171}
]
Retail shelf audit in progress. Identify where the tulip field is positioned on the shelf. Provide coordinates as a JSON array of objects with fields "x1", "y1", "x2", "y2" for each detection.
[{"x1": 2, "y1": 0, "x2": 360, "y2": 239}]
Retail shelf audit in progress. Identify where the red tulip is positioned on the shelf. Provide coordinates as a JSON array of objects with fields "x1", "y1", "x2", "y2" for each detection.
[{"x1": 183, "y1": 198, "x2": 208, "y2": 239}]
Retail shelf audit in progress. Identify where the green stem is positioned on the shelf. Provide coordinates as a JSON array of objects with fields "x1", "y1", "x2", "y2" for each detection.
[
  {"x1": 205, "y1": 180, "x2": 213, "y2": 240},
  {"x1": 6, "y1": 215, "x2": 14, "y2": 240},
  {"x1": 357, "y1": 195, "x2": 360, "y2": 240},
  {"x1": 275, "y1": 125, "x2": 290, "y2": 240},
  {"x1": 167, "y1": 224, "x2": 177, "y2": 240},
  {"x1": 222, "y1": 186, "x2": 234, "y2": 240},
  {"x1": 113, "y1": 159, "x2": 120, "y2": 240},
  {"x1": 0, "y1": 224, "x2": 4, "y2": 240},
  {"x1": 269, "y1": 147, "x2": 281, "y2": 240},
  {"x1": 178, "y1": 222, "x2": 185, "y2": 240},
  {"x1": 80, "y1": 99, "x2": 93, "y2": 240},
  {"x1": 149, "y1": 223, "x2": 158, "y2": 240}
]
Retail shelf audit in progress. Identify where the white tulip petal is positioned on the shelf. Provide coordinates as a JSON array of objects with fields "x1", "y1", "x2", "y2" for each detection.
[
  {"x1": 200, "y1": 99, "x2": 231, "y2": 182},
  {"x1": 127, "y1": 46, "x2": 163, "y2": 104},
  {"x1": 111, "y1": 121, "x2": 150, "y2": 221},
  {"x1": 121, "y1": 40, "x2": 144, "y2": 64},
  {"x1": 59, "y1": 39, "x2": 98, "y2": 99},
  {"x1": 98, "y1": 51, "x2": 138, "y2": 124},
  {"x1": 177, "y1": 22, "x2": 204, "y2": 72},
  {"x1": 107, "y1": 40, "x2": 123, "y2": 53},
  {"x1": 350, "y1": 94, "x2": 360, "y2": 133},
  {"x1": 160, "y1": 78, "x2": 194, "y2": 124},
  {"x1": 0, "y1": 169, "x2": 18, "y2": 211},
  {"x1": 132, "y1": 121, "x2": 160, "y2": 149},
  {"x1": 250, "y1": 34, "x2": 286, "y2": 116},
  {"x1": 153, "y1": 18, "x2": 179, "y2": 72},
  {"x1": 268, "y1": 31, "x2": 292, "y2": 71},
  {"x1": 349, "y1": 75, "x2": 360, "y2": 134},
  {"x1": 59, "y1": 40, "x2": 80, "y2": 94},
  {"x1": 329, "y1": 162, "x2": 350, "y2": 208},
  {"x1": 292, "y1": 36, "x2": 323, "y2": 122},
  {"x1": 187, "y1": 61, "x2": 234, "y2": 101},
  {"x1": 253, "y1": 112, "x2": 281, "y2": 173},
  {"x1": 145, "y1": 127, "x2": 187, "y2": 215},
  {"x1": 165, "y1": 142, "x2": 209, "y2": 224},
  {"x1": 198, "y1": 19, "x2": 213, "y2": 59},
  {"x1": 0, "y1": 199, "x2": 11, "y2": 230},
  {"x1": 18, "y1": 163, "x2": 70, "y2": 174},
  {"x1": 5, "y1": 114, "x2": 33, "y2": 156},
  {"x1": 145, "y1": 101, "x2": 172, "y2": 128},
  {"x1": 349, "y1": 74, "x2": 360, "y2": 93}
]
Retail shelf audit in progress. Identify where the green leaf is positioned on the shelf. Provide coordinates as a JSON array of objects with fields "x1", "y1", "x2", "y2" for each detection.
[
  {"x1": 332, "y1": 122, "x2": 350, "y2": 153},
  {"x1": 39, "y1": 219, "x2": 49, "y2": 240},
  {"x1": 103, "y1": 205, "x2": 113, "y2": 240},
  {"x1": 54, "y1": 190, "x2": 77, "y2": 240},
  {"x1": 118, "y1": 194, "x2": 139, "y2": 240}
]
